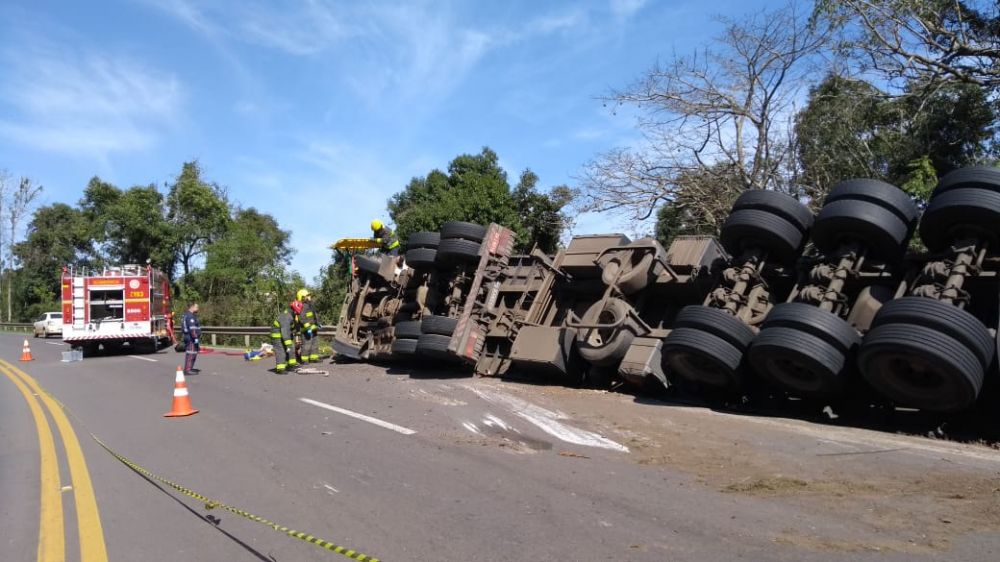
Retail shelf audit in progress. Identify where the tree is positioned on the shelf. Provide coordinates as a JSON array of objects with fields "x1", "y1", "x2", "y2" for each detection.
[
  {"x1": 166, "y1": 161, "x2": 231, "y2": 281},
  {"x1": 577, "y1": 4, "x2": 831, "y2": 222},
  {"x1": 388, "y1": 147, "x2": 570, "y2": 251},
  {"x1": 7, "y1": 177, "x2": 42, "y2": 321},
  {"x1": 816, "y1": 0, "x2": 1000, "y2": 91}
]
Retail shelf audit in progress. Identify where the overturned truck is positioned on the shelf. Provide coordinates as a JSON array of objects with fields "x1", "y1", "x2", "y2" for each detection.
[{"x1": 335, "y1": 167, "x2": 1000, "y2": 419}]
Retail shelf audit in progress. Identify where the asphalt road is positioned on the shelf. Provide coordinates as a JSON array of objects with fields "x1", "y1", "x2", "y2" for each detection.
[{"x1": 2, "y1": 332, "x2": 998, "y2": 562}]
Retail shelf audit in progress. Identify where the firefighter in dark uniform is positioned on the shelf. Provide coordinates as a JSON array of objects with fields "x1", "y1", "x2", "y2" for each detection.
[
  {"x1": 181, "y1": 302, "x2": 201, "y2": 375},
  {"x1": 296, "y1": 288, "x2": 321, "y2": 363},
  {"x1": 370, "y1": 219, "x2": 400, "y2": 255},
  {"x1": 271, "y1": 301, "x2": 301, "y2": 374}
]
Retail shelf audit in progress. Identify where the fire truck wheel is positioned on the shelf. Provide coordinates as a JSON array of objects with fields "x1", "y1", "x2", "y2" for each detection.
[
  {"x1": 355, "y1": 255, "x2": 381, "y2": 275},
  {"x1": 719, "y1": 209, "x2": 804, "y2": 265},
  {"x1": 859, "y1": 323, "x2": 983, "y2": 412},
  {"x1": 416, "y1": 334, "x2": 452, "y2": 358},
  {"x1": 932, "y1": 165, "x2": 1000, "y2": 195},
  {"x1": 822, "y1": 178, "x2": 920, "y2": 228},
  {"x1": 405, "y1": 248, "x2": 437, "y2": 269},
  {"x1": 391, "y1": 338, "x2": 418, "y2": 356},
  {"x1": 811, "y1": 199, "x2": 911, "y2": 261},
  {"x1": 421, "y1": 315, "x2": 458, "y2": 336},
  {"x1": 406, "y1": 231, "x2": 440, "y2": 250},
  {"x1": 576, "y1": 298, "x2": 637, "y2": 366},
  {"x1": 748, "y1": 326, "x2": 848, "y2": 397},
  {"x1": 730, "y1": 189, "x2": 814, "y2": 232},
  {"x1": 393, "y1": 320, "x2": 423, "y2": 340},
  {"x1": 440, "y1": 221, "x2": 487, "y2": 242},
  {"x1": 436, "y1": 239, "x2": 481, "y2": 264},
  {"x1": 869, "y1": 297, "x2": 994, "y2": 369},
  {"x1": 918, "y1": 188, "x2": 1000, "y2": 252},
  {"x1": 663, "y1": 327, "x2": 744, "y2": 391}
]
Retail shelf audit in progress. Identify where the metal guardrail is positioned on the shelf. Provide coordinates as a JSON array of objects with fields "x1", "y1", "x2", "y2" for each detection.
[{"x1": 0, "y1": 323, "x2": 336, "y2": 348}]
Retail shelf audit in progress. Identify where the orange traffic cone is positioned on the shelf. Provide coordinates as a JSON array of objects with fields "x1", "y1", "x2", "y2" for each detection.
[
  {"x1": 20, "y1": 339, "x2": 34, "y2": 362},
  {"x1": 164, "y1": 366, "x2": 198, "y2": 417}
]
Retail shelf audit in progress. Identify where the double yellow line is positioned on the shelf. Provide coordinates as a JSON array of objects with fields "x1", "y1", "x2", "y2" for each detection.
[{"x1": 1, "y1": 359, "x2": 108, "y2": 562}]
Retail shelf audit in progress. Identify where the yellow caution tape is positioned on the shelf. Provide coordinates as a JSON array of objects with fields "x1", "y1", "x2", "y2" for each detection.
[
  {"x1": 28, "y1": 378, "x2": 380, "y2": 561},
  {"x1": 89, "y1": 434, "x2": 380, "y2": 561},
  {"x1": 331, "y1": 238, "x2": 380, "y2": 251}
]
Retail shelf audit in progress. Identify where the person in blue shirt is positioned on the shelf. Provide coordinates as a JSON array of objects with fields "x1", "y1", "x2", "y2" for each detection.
[{"x1": 181, "y1": 302, "x2": 201, "y2": 375}]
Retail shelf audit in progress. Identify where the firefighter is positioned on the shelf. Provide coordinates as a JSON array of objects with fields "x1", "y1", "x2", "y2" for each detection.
[
  {"x1": 370, "y1": 219, "x2": 400, "y2": 255},
  {"x1": 181, "y1": 302, "x2": 201, "y2": 375},
  {"x1": 271, "y1": 302, "x2": 301, "y2": 374},
  {"x1": 297, "y1": 288, "x2": 321, "y2": 363}
]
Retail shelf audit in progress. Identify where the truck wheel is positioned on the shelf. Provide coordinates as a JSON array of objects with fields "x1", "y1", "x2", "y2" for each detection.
[
  {"x1": 391, "y1": 338, "x2": 418, "y2": 356},
  {"x1": 730, "y1": 190, "x2": 814, "y2": 232},
  {"x1": 416, "y1": 334, "x2": 452, "y2": 358},
  {"x1": 869, "y1": 297, "x2": 994, "y2": 369},
  {"x1": 918, "y1": 188, "x2": 1000, "y2": 252},
  {"x1": 405, "y1": 248, "x2": 437, "y2": 269},
  {"x1": 720, "y1": 209, "x2": 804, "y2": 265},
  {"x1": 822, "y1": 179, "x2": 919, "y2": 229},
  {"x1": 440, "y1": 221, "x2": 487, "y2": 242},
  {"x1": 406, "y1": 231, "x2": 440, "y2": 250},
  {"x1": 748, "y1": 327, "x2": 849, "y2": 396},
  {"x1": 663, "y1": 327, "x2": 745, "y2": 391},
  {"x1": 393, "y1": 320, "x2": 422, "y2": 339},
  {"x1": 672, "y1": 305, "x2": 755, "y2": 349},
  {"x1": 421, "y1": 315, "x2": 458, "y2": 336},
  {"x1": 576, "y1": 298, "x2": 636, "y2": 366},
  {"x1": 436, "y1": 239, "x2": 481, "y2": 264},
  {"x1": 747, "y1": 303, "x2": 861, "y2": 396},
  {"x1": 858, "y1": 323, "x2": 983, "y2": 412},
  {"x1": 355, "y1": 255, "x2": 381, "y2": 275},
  {"x1": 811, "y1": 199, "x2": 910, "y2": 261},
  {"x1": 933, "y1": 165, "x2": 1000, "y2": 195}
]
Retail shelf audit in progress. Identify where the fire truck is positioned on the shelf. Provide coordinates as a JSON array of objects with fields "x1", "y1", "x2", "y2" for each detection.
[{"x1": 61, "y1": 264, "x2": 175, "y2": 354}]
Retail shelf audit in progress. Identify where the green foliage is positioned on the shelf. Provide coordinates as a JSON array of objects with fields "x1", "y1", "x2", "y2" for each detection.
[
  {"x1": 388, "y1": 147, "x2": 570, "y2": 252},
  {"x1": 167, "y1": 161, "x2": 231, "y2": 279}
]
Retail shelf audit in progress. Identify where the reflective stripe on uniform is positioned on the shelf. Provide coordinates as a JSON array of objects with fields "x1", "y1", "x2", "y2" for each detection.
[{"x1": 284, "y1": 339, "x2": 294, "y2": 346}]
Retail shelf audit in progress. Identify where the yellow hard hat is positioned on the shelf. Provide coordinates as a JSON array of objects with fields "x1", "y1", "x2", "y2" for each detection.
[
  {"x1": 296, "y1": 288, "x2": 311, "y2": 301},
  {"x1": 371, "y1": 219, "x2": 383, "y2": 231}
]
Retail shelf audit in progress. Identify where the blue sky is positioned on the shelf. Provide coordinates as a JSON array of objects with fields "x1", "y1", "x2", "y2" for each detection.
[{"x1": 0, "y1": 0, "x2": 770, "y2": 281}]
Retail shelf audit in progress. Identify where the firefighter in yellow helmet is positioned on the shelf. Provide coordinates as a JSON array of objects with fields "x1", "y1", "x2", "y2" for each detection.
[
  {"x1": 370, "y1": 219, "x2": 400, "y2": 255},
  {"x1": 271, "y1": 301, "x2": 301, "y2": 374},
  {"x1": 296, "y1": 288, "x2": 321, "y2": 363}
]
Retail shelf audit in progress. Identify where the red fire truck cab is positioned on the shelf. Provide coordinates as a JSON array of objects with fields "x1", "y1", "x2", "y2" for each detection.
[{"x1": 61, "y1": 264, "x2": 175, "y2": 353}]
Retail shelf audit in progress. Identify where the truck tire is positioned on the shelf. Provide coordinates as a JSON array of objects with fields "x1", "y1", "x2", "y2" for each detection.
[
  {"x1": 663, "y1": 327, "x2": 744, "y2": 391},
  {"x1": 436, "y1": 238, "x2": 481, "y2": 264},
  {"x1": 759, "y1": 302, "x2": 861, "y2": 352},
  {"x1": 918, "y1": 188, "x2": 1000, "y2": 252},
  {"x1": 421, "y1": 315, "x2": 458, "y2": 336},
  {"x1": 823, "y1": 179, "x2": 919, "y2": 228},
  {"x1": 576, "y1": 298, "x2": 636, "y2": 366},
  {"x1": 748, "y1": 327, "x2": 849, "y2": 396},
  {"x1": 405, "y1": 248, "x2": 437, "y2": 269},
  {"x1": 440, "y1": 221, "x2": 487, "y2": 242},
  {"x1": 870, "y1": 297, "x2": 994, "y2": 369},
  {"x1": 416, "y1": 333, "x2": 452, "y2": 358},
  {"x1": 672, "y1": 305, "x2": 755, "y2": 349},
  {"x1": 406, "y1": 231, "x2": 440, "y2": 250},
  {"x1": 811, "y1": 199, "x2": 910, "y2": 261},
  {"x1": 858, "y1": 323, "x2": 983, "y2": 412},
  {"x1": 391, "y1": 338, "x2": 418, "y2": 356},
  {"x1": 393, "y1": 320, "x2": 422, "y2": 340},
  {"x1": 933, "y1": 165, "x2": 1000, "y2": 195},
  {"x1": 730, "y1": 190, "x2": 813, "y2": 232},
  {"x1": 720, "y1": 209, "x2": 804, "y2": 265},
  {"x1": 355, "y1": 255, "x2": 381, "y2": 275}
]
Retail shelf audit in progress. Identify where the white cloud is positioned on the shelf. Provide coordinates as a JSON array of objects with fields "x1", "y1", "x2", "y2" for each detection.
[
  {"x1": 0, "y1": 44, "x2": 182, "y2": 157},
  {"x1": 609, "y1": 0, "x2": 649, "y2": 19}
]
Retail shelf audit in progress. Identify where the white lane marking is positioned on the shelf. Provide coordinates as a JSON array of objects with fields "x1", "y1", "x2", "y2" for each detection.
[
  {"x1": 300, "y1": 398, "x2": 416, "y2": 435},
  {"x1": 462, "y1": 422, "x2": 481, "y2": 434},
  {"x1": 469, "y1": 387, "x2": 629, "y2": 453},
  {"x1": 44, "y1": 341, "x2": 67, "y2": 346},
  {"x1": 128, "y1": 355, "x2": 158, "y2": 362}
]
